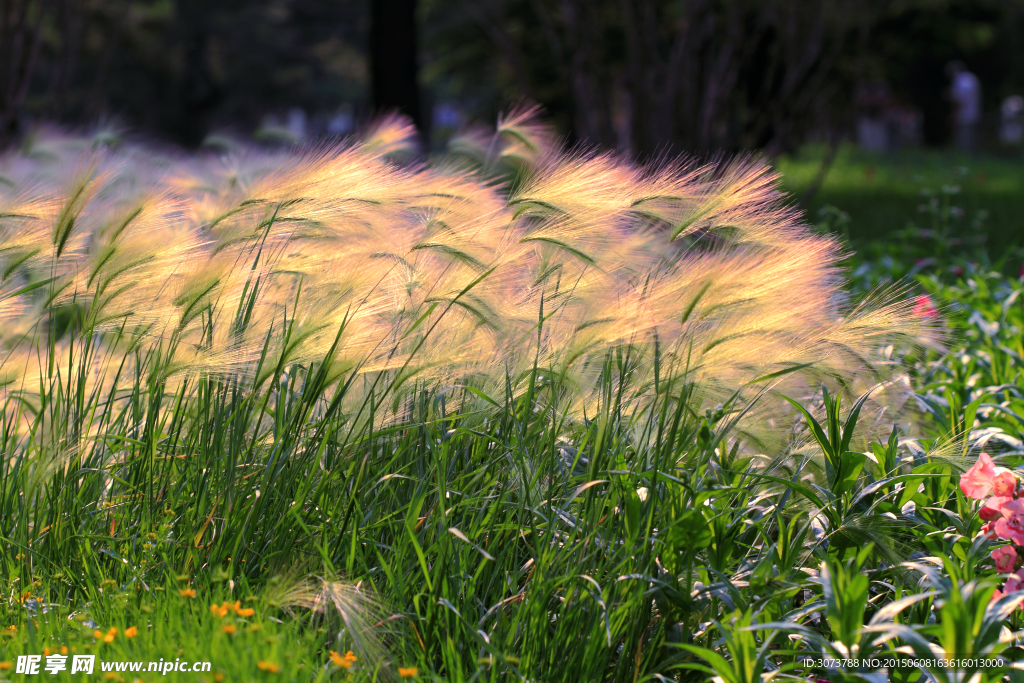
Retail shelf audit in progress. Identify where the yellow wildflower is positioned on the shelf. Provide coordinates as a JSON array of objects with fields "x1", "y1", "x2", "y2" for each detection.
[
  {"x1": 179, "y1": 588, "x2": 197, "y2": 598},
  {"x1": 399, "y1": 667, "x2": 419, "y2": 678},
  {"x1": 329, "y1": 650, "x2": 357, "y2": 669},
  {"x1": 221, "y1": 624, "x2": 236, "y2": 634},
  {"x1": 125, "y1": 626, "x2": 138, "y2": 638},
  {"x1": 257, "y1": 661, "x2": 279, "y2": 673}
]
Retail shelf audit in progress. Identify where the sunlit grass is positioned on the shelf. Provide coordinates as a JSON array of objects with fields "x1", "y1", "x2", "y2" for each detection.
[{"x1": 3, "y1": 115, "x2": 1014, "y2": 682}]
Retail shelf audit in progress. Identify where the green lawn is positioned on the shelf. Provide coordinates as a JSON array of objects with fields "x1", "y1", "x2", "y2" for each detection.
[{"x1": 776, "y1": 144, "x2": 1024, "y2": 257}]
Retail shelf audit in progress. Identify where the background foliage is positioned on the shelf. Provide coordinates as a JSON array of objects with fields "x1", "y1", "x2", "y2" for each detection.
[{"x1": 3, "y1": 0, "x2": 1024, "y2": 153}]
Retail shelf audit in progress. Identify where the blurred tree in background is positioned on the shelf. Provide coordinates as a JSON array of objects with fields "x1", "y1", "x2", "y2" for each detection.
[
  {"x1": 1, "y1": 0, "x2": 368, "y2": 147},
  {"x1": 1, "y1": 0, "x2": 1023, "y2": 151},
  {"x1": 426, "y1": 0, "x2": 1024, "y2": 154},
  {"x1": 427, "y1": 0, "x2": 865, "y2": 155}
]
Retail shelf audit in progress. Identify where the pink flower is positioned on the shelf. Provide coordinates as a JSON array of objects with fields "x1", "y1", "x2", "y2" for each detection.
[
  {"x1": 912, "y1": 295, "x2": 938, "y2": 319},
  {"x1": 992, "y1": 545, "x2": 1018, "y2": 573},
  {"x1": 992, "y1": 571, "x2": 1024, "y2": 604},
  {"x1": 960, "y1": 453, "x2": 999, "y2": 499},
  {"x1": 992, "y1": 470, "x2": 1018, "y2": 498},
  {"x1": 981, "y1": 496, "x2": 1010, "y2": 521},
  {"x1": 995, "y1": 499, "x2": 1024, "y2": 545}
]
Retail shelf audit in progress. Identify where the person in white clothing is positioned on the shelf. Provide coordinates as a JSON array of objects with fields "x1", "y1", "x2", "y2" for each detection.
[{"x1": 948, "y1": 61, "x2": 981, "y2": 151}]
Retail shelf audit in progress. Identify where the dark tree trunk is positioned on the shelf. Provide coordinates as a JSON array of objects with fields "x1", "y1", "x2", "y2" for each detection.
[
  {"x1": 0, "y1": 0, "x2": 48, "y2": 149},
  {"x1": 370, "y1": 0, "x2": 423, "y2": 132},
  {"x1": 170, "y1": 0, "x2": 221, "y2": 147}
]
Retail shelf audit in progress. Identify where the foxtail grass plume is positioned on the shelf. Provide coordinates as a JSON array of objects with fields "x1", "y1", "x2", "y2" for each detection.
[{"x1": 0, "y1": 111, "x2": 936, "y2": 444}]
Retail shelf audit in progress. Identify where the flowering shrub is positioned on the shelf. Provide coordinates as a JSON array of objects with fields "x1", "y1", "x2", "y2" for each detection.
[{"x1": 961, "y1": 453, "x2": 1024, "y2": 598}]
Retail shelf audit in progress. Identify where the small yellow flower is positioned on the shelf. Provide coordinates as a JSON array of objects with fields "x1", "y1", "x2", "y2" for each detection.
[
  {"x1": 61, "y1": 646, "x2": 68, "y2": 654},
  {"x1": 221, "y1": 624, "x2": 237, "y2": 634},
  {"x1": 104, "y1": 627, "x2": 117, "y2": 643},
  {"x1": 179, "y1": 588, "x2": 197, "y2": 598},
  {"x1": 398, "y1": 666, "x2": 419, "y2": 678},
  {"x1": 0, "y1": 662, "x2": 12, "y2": 670},
  {"x1": 257, "y1": 661, "x2": 279, "y2": 673},
  {"x1": 236, "y1": 606, "x2": 255, "y2": 617},
  {"x1": 94, "y1": 629, "x2": 104, "y2": 639},
  {"x1": 6, "y1": 625, "x2": 15, "y2": 632},
  {"x1": 125, "y1": 626, "x2": 138, "y2": 638},
  {"x1": 43, "y1": 647, "x2": 51, "y2": 656},
  {"x1": 213, "y1": 673, "x2": 225, "y2": 682},
  {"x1": 330, "y1": 650, "x2": 357, "y2": 669}
]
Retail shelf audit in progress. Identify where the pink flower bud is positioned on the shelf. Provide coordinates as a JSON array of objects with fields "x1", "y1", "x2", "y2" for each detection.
[{"x1": 980, "y1": 504, "x2": 1003, "y2": 522}]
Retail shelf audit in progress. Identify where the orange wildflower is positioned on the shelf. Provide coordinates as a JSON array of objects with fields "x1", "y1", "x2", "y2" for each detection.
[{"x1": 329, "y1": 650, "x2": 358, "y2": 669}]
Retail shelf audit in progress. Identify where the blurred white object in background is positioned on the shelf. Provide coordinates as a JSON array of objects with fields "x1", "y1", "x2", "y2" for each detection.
[
  {"x1": 949, "y1": 61, "x2": 981, "y2": 151},
  {"x1": 1000, "y1": 95, "x2": 1024, "y2": 144},
  {"x1": 287, "y1": 108, "x2": 308, "y2": 139}
]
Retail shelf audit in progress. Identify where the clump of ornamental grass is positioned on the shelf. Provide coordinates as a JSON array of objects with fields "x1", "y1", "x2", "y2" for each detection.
[
  {"x1": 0, "y1": 115, "x2": 982, "y2": 683},
  {"x1": 0, "y1": 109, "x2": 934, "y2": 451}
]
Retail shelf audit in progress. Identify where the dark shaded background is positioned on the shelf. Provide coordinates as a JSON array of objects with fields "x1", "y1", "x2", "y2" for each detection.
[{"x1": 2, "y1": 0, "x2": 1023, "y2": 154}]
